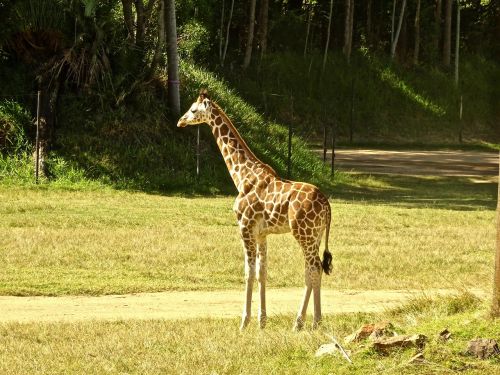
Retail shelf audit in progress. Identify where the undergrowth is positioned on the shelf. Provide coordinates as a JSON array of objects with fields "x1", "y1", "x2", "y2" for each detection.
[{"x1": 0, "y1": 63, "x2": 343, "y2": 193}]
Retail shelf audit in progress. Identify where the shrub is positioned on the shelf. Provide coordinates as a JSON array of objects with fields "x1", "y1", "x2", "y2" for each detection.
[{"x1": 0, "y1": 100, "x2": 31, "y2": 155}]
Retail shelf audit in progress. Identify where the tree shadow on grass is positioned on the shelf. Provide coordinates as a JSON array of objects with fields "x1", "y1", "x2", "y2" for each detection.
[{"x1": 332, "y1": 173, "x2": 497, "y2": 211}]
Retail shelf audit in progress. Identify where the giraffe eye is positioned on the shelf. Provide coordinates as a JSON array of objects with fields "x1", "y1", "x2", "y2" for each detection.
[{"x1": 191, "y1": 108, "x2": 198, "y2": 113}]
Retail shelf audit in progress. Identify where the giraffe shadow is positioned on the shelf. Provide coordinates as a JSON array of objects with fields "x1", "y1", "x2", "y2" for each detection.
[{"x1": 331, "y1": 174, "x2": 497, "y2": 211}]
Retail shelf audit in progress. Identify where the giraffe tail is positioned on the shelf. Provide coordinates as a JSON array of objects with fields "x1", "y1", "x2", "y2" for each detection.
[{"x1": 322, "y1": 204, "x2": 333, "y2": 275}]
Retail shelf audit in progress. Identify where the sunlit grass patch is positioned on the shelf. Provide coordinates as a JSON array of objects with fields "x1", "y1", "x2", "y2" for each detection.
[
  {"x1": 379, "y1": 68, "x2": 446, "y2": 117},
  {"x1": 1, "y1": 295, "x2": 499, "y2": 374},
  {"x1": 0, "y1": 177, "x2": 495, "y2": 296}
]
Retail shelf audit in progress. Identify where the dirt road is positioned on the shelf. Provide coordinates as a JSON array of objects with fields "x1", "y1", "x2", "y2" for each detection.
[
  {"x1": 0, "y1": 288, "x2": 485, "y2": 323},
  {"x1": 316, "y1": 149, "x2": 498, "y2": 178}
]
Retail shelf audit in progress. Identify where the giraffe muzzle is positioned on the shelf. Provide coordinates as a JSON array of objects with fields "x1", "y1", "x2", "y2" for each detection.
[{"x1": 177, "y1": 119, "x2": 187, "y2": 128}]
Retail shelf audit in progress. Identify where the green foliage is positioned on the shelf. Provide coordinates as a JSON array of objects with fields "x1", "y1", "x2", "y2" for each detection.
[
  {"x1": 180, "y1": 62, "x2": 341, "y2": 191},
  {"x1": 178, "y1": 20, "x2": 211, "y2": 63},
  {"x1": 0, "y1": 100, "x2": 31, "y2": 155},
  {"x1": 231, "y1": 51, "x2": 499, "y2": 143}
]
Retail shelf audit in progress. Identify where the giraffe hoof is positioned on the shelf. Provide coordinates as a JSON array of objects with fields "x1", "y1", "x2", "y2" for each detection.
[
  {"x1": 259, "y1": 315, "x2": 267, "y2": 329},
  {"x1": 240, "y1": 316, "x2": 250, "y2": 331},
  {"x1": 293, "y1": 317, "x2": 305, "y2": 332},
  {"x1": 312, "y1": 320, "x2": 321, "y2": 330}
]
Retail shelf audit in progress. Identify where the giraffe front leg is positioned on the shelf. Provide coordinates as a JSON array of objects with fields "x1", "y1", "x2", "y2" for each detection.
[
  {"x1": 240, "y1": 231, "x2": 256, "y2": 331},
  {"x1": 256, "y1": 239, "x2": 267, "y2": 329}
]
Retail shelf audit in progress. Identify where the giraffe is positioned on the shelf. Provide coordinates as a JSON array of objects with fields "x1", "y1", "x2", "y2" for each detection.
[{"x1": 177, "y1": 89, "x2": 333, "y2": 331}]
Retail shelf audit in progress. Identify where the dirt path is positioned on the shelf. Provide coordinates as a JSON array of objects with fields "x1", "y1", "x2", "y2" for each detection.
[
  {"x1": 0, "y1": 288, "x2": 486, "y2": 323},
  {"x1": 315, "y1": 149, "x2": 498, "y2": 179}
]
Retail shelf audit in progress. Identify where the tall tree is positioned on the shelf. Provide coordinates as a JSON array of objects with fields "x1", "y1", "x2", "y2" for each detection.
[
  {"x1": 391, "y1": 0, "x2": 406, "y2": 59},
  {"x1": 151, "y1": 0, "x2": 166, "y2": 74},
  {"x1": 391, "y1": 0, "x2": 397, "y2": 49},
  {"x1": 304, "y1": 2, "x2": 313, "y2": 57},
  {"x1": 165, "y1": 0, "x2": 180, "y2": 116},
  {"x1": 434, "y1": 0, "x2": 442, "y2": 53},
  {"x1": 322, "y1": 0, "x2": 334, "y2": 73},
  {"x1": 413, "y1": 0, "x2": 421, "y2": 65},
  {"x1": 443, "y1": 0, "x2": 452, "y2": 66},
  {"x1": 367, "y1": 0, "x2": 372, "y2": 45},
  {"x1": 343, "y1": 0, "x2": 354, "y2": 63},
  {"x1": 454, "y1": 0, "x2": 461, "y2": 85},
  {"x1": 243, "y1": 0, "x2": 257, "y2": 69},
  {"x1": 258, "y1": 0, "x2": 269, "y2": 59},
  {"x1": 221, "y1": 0, "x2": 235, "y2": 67},
  {"x1": 218, "y1": 0, "x2": 225, "y2": 63},
  {"x1": 121, "y1": 0, "x2": 156, "y2": 49}
]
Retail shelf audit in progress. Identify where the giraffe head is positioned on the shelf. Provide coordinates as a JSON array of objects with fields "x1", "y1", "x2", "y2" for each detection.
[{"x1": 177, "y1": 89, "x2": 212, "y2": 128}]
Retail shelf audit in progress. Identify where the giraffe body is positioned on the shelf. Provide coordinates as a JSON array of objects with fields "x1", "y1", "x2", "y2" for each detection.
[{"x1": 178, "y1": 90, "x2": 332, "y2": 330}]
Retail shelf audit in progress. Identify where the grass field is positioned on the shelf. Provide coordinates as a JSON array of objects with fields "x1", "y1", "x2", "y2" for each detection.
[
  {"x1": 0, "y1": 173, "x2": 496, "y2": 296},
  {"x1": 0, "y1": 171, "x2": 498, "y2": 374},
  {"x1": 1, "y1": 294, "x2": 499, "y2": 374}
]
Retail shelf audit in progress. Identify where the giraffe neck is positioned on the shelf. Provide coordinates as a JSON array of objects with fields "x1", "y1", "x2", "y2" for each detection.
[{"x1": 208, "y1": 104, "x2": 275, "y2": 191}]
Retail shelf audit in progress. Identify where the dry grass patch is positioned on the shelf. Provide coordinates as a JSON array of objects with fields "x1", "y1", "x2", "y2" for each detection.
[
  {"x1": 1, "y1": 294, "x2": 499, "y2": 374},
  {"x1": 0, "y1": 176, "x2": 496, "y2": 295}
]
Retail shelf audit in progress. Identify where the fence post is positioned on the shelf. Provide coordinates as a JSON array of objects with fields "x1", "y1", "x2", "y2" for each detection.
[
  {"x1": 330, "y1": 121, "x2": 335, "y2": 177},
  {"x1": 349, "y1": 78, "x2": 354, "y2": 144},
  {"x1": 323, "y1": 123, "x2": 327, "y2": 162},
  {"x1": 287, "y1": 95, "x2": 293, "y2": 179},
  {"x1": 196, "y1": 126, "x2": 201, "y2": 179},
  {"x1": 35, "y1": 90, "x2": 41, "y2": 184},
  {"x1": 458, "y1": 95, "x2": 463, "y2": 144}
]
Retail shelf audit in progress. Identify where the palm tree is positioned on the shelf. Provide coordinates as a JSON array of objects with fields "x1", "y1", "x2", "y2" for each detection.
[{"x1": 1, "y1": 0, "x2": 115, "y2": 174}]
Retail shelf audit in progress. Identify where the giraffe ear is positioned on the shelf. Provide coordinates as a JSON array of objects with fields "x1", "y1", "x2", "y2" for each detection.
[{"x1": 199, "y1": 88, "x2": 210, "y2": 100}]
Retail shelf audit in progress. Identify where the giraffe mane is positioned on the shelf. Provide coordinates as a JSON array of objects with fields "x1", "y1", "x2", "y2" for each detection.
[{"x1": 211, "y1": 101, "x2": 277, "y2": 177}]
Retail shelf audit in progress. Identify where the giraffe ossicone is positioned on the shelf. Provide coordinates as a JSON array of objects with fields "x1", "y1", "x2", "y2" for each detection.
[{"x1": 178, "y1": 89, "x2": 333, "y2": 330}]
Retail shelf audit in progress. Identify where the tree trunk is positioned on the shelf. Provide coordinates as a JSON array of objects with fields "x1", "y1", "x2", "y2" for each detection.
[
  {"x1": 492, "y1": 152, "x2": 500, "y2": 316},
  {"x1": 349, "y1": 0, "x2": 354, "y2": 55},
  {"x1": 391, "y1": 0, "x2": 396, "y2": 46},
  {"x1": 343, "y1": 0, "x2": 354, "y2": 63},
  {"x1": 443, "y1": 0, "x2": 452, "y2": 66},
  {"x1": 454, "y1": 0, "x2": 460, "y2": 86},
  {"x1": 258, "y1": 0, "x2": 269, "y2": 58},
  {"x1": 221, "y1": 0, "x2": 234, "y2": 67},
  {"x1": 322, "y1": 0, "x2": 334, "y2": 74},
  {"x1": 165, "y1": 0, "x2": 180, "y2": 116},
  {"x1": 303, "y1": 4, "x2": 313, "y2": 57},
  {"x1": 151, "y1": 0, "x2": 166, "y2": 75},
  {"x1": 218, "y1": 0, "x2": 225, "y2": 62},
  {"x1": 434, "y1": 0, "x2": 442, "y2": 54},
  {"x1": 413, "y1": 0, "x2": 421, "y2": 65},
  {"x1": 243, "y1": 0, "x2": 257, "y2": 69},
  {"x1": 122, "y1": 0, "x2": 135, "y2": 42},
  {"x1": 391, "y1": 0, "x2": 406, "y2": 59},
  {"x1": 35, "y1": 78, "x2": 60, "y2": 177},
  {"x1": 367, "y1": 0, "x2": 372, "y2": 45},
  {"x1": 134, "y1": 0, "x2": 146, "y2": 47}
]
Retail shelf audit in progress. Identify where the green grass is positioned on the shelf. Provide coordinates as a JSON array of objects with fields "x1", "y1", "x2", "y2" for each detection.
[
  {"x1": 0, "y1": 62, "x2": 342, "y2": 194},
  {"x1": 1, "y1": 294, "x2": 499, "y2": 374},
  {"x1": 0, "y1": 171, "x2": 496, "y2": 296}
]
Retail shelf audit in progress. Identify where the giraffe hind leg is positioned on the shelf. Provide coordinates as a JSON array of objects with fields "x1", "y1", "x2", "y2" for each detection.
[
  {"x1": 256, "y1": 238, "x2": 267, "y2": 329},
  {"x1": 291, "y1": 222, "x2": 324, "y2": 330}
]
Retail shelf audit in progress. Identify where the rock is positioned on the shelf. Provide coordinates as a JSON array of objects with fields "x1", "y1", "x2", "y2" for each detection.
[
  {"x1": 373, "y1": 334, "x2": 427, "y2": 353},
  {"x1": 439, "y1": 329, "x2": 452, "y2": 342},
  {"x1": 315, "y1": 342, "x2": 353, "y2": 363},
  {"x1": 408, "y1": 352, "x2": 425, "y2": 364},
  {"x1": 316, "y1": 342, "x2": 339, "y2": 357},
  {"x1": 466, "y1": 339, "x2": 500, "y2": 359},
  {"x1": 317, "y1": 336, "x2": 353, "y2": 363},
  {"x1": 344, "y1": 321, "x2": 394, "y2": 344}
]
